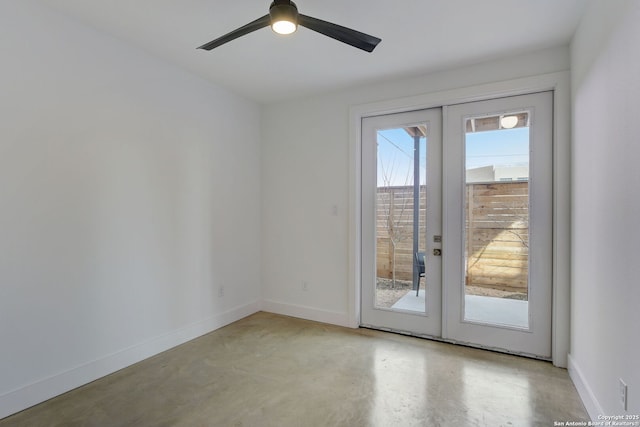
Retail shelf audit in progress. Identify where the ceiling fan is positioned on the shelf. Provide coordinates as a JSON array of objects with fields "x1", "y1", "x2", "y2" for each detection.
[{"x1": 197, "y1": 0, "x2": 382, "y2": 53}]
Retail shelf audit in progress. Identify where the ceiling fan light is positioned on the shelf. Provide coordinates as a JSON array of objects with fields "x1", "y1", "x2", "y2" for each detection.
[
  {"x1": 269, "y1": 1, "x2": 298, "y2": 35},
  {"x1": 500, "y1": 115, "x2": 519, "y2": 129},
  {"x1": 272, "y1": 20, "x2": 297, "y2": 35}
]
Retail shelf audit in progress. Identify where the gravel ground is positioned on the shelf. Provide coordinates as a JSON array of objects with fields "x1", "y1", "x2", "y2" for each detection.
[{"x1": 375, "y1": 278, "x2": 527, "y2": 309}]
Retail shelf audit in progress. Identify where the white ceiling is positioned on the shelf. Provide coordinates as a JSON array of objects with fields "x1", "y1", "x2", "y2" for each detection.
[{"x1": 40, "y1": 0, "x2": 588, "y2": 104}]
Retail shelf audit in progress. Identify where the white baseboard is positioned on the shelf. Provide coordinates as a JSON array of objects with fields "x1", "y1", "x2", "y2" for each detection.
[
  {"x1": 0, "y1": 300, "x2": 261, "y2": 420},
  {"x1": 262, "y1": 299, "x2": 351, "y2": 328},
  {"x1": 568, "y1": 353, "x2": 603, "y2": 421}
]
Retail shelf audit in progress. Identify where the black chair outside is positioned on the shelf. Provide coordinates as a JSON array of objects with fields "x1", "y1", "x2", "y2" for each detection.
[{"x1": 415, "y1": 252, "x2": 425, "y2": 296}]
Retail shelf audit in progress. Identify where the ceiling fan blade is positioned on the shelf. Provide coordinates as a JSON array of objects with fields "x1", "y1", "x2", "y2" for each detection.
[
  {"x1": 198, "y1": 14, "x2": 271, "y2": 51},
  {"x1": 298, "y1": 14, "x2": 381, "y2": 52}
]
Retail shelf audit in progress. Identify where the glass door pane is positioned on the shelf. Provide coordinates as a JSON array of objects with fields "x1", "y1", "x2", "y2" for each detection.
[
  {"x1": 375, "y1": 126, "x2": 426, "y2": 313},
  {"x1": 464, "y1": 112, "x2": 530, "y2": 329}
]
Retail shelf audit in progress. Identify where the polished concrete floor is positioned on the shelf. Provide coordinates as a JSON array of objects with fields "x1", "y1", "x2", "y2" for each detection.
[{"x1": 2, "y1": 312, "x2": 588, "y2": 426}]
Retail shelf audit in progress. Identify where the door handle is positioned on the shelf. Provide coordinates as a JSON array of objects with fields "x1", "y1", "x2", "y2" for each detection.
[{"x1": 433, "y1": 248, "x2": 442, "y2": 256}]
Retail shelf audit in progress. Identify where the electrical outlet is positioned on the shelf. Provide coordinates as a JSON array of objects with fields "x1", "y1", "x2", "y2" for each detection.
[
  {"x1": 620, "y1": 378, "x2": 628, "y2": 411},
  {"x1": 218, "y1": 286, "x2": 225, "y2": 298},
  {"x1": 302, "y1": 281, "x2": 309, "y2": 291}
]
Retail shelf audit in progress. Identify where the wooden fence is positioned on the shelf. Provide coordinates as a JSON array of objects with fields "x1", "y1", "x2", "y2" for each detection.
[
  {"x1": 376, "y1": 186, "x2": 426, "y2": 282},
  {"x1": 376, "y1": 182, "x2": 529, "y2": 292}
]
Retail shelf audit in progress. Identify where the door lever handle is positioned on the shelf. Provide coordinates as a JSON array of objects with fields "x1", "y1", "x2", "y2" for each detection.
[{"x1": 433, "y1": 248, "x2": 442, "y2": 256}]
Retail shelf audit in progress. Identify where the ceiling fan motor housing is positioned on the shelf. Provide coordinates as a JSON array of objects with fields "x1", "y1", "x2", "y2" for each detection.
[{"x1": 269, "y1": 0, "x2": 299, "y2": 25}]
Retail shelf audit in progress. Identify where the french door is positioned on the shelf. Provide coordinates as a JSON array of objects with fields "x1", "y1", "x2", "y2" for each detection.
[
  {"x1": 360, "y1": 92, "x2": 553, "y2": 359},
  {"x1": 443, "y1": 92, "x2": 553, "y2": 358},
  {"x1": 361, "y1": 108, "x2": 443, "y2": 337}
]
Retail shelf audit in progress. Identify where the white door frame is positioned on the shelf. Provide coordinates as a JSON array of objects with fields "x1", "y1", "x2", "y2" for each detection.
[{"x1": 348, "y1": 71, "x2": 571, "y2": 367}]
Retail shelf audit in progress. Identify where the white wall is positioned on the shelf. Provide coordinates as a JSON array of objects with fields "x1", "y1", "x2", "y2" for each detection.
[
  {"x1": 0, "y1": 1, "x2": 261, "y2": 418},
  {"x1": 261, "y1": 46, "x2": 570, "y2": 326},
  {"x1": 569, "y1": 0, "x2": 640, "y2": 418}
]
